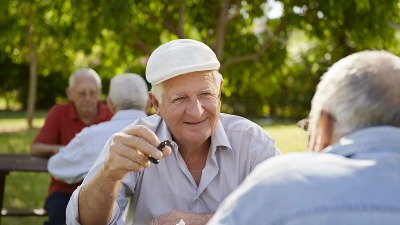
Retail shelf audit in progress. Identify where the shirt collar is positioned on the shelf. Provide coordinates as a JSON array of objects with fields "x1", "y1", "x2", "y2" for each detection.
[
  {"x1": 68, "y1": 102, "x2": 79, "y2": 120},
  {"x1": 112, "y1": 109, "x2": 147, "y2": 121},
  {"x1": 68, "y1": 101, "x2": 109, "y2": 124},
  {"x1": 210, "y1": 119, "x2": 234, "y2": 156},
  {"x1": 324, "y1": 126, "x2": 400, "y2": 157}
]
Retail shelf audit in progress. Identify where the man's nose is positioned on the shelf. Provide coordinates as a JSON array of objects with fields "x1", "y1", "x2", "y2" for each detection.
[{"x1": 186, "y1": 98, "x2": 204, "y2": 117}]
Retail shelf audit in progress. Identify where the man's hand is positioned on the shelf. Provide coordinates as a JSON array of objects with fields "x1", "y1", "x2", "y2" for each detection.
[
  {"x1": 149, "y1": 210, "x2": 213, "y2": 225},
  {"x1": 78, "y1": 125, "x2": 173, "y2": 225},
  {"x1": 101, "y1": 124, "x2": 173, "y2": 182}
]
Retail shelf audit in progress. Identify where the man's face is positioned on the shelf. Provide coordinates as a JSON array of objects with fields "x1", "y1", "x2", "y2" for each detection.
[
  {"x1": 67, "y1": 76, "x2": 101, "y2": 119},
  {"x1": 155, "y1": 71, "x2": 221, "y2": 148}
]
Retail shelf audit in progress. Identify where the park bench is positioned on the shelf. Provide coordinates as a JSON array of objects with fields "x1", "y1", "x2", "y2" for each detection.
[
  {"x1": 1, "y1": 207, "x2": 47, "y2": 217},
  {"x1": 0, "y1": 154, "x2": 49, "y2": 222}
]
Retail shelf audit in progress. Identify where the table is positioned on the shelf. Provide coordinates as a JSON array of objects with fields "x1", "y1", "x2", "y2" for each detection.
[{"x1": 0, "y1": 154, "x2": 48, "y2": 222}]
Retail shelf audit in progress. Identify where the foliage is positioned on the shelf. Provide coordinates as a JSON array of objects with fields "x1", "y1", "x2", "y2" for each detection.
[
  {"x1": 1, "y1": 0, "x2": 399, "y2": 118},
  {"x1": 0, "y1": 57, "x2": 29, "y2": 110}
]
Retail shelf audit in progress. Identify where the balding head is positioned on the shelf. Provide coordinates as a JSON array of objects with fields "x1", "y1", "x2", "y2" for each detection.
[{"x1": 309, "y1": 51, "x2": 400, "y2": 145}]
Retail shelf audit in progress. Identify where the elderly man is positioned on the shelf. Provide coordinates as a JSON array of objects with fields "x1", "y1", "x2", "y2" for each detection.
[
  {"x1": 66, "y1": 39, "x2": 280, "y2": 225},
  {"x1": 48, "y1": 73, "x2": 149, "y2": 184},
  {"x1": 207, "y1": 50, "x2": 400, "y2": 225},
  {"x1": 31, "y1": 68, "x2": 113, "y2": 225}
]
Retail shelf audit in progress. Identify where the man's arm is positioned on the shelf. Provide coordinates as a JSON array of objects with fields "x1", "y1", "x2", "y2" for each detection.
[
  {"x1": 78, "y1": 170, "x2": 121, "y2": 225},
  {"x1": 48, "y1": 130, "x2": 102, "y2": 184},
  {"x1": 30, "y1": 143, "x2": 62, "y2": 157},
  {"x1": 48, "y1": 144, "x2": 85, "y2": 184},
  {"x1": 30, "y1": 105, "x2": 63, "y2": 157},
  {"x1": 75, "y1": 125, "x2": 172, "y2": 224}
]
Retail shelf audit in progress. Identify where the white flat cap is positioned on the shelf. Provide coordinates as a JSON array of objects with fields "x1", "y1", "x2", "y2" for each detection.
[{"x1": 146, "y1": 39, "x2": 220, "y2": 85}]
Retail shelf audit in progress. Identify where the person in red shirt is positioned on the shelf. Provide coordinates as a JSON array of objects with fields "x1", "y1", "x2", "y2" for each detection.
[{"x1": 30, "y1": 68, "x2": 113, "y2": 225}]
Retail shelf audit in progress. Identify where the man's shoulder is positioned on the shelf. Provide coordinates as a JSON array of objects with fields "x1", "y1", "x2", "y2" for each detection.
[
  {"x1": 219, "y1": 113, "x2": 260, "y2": 129},
  {"x1": 124, "y1": 114, "x2": 161, "y2": 131},
  {"x1": 78, "y1": 111, "x2": 145, "y2": 137},
  {"x1": 45, "y1": 103, "x2": 72, "y2": 117},
  {"x1": 248, "y1": 152, "x2": 361, "y2": 186},
  {"x1": 78, "y1": 119, "x2": 123, "y2": 136},
  {"x1": 219, "y1": 113, "x2": 268, "y2": 138},
  {"x1": 48, "y1": 102, "x2": 71, "y2": 111}
]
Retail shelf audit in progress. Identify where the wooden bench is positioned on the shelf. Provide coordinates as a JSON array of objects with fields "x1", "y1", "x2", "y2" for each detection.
[
  {"x1": 1, "y1": 207, "x2": 47, "y2": 216},
  {"x1": 0, "y1": 154, "x2": 49, "y2": 223}
]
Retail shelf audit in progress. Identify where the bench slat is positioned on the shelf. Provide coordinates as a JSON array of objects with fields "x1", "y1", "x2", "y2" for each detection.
[{"x1": 1, "y1": 208, "x2": 47, "y2": 216}]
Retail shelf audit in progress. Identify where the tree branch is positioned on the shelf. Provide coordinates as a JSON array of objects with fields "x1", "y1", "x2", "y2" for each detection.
[
  {"x1": 126, "y1": 24, "x2": 153, "y2": 55},
  {"x1": 161, "y1": 4, "x2": 184, "y2": 38},
  {"x1": 177, "y1": 0, "x2": 186, "y2": 38},
  {"x1": 221, "y1": 20, "x2": 286, "y2": 69},
  {"x1": 134, "y1": 38, "x2": 153, "y2": 55},
  {"x1": 213, "y1": 0, "x2": 231, "y2": 60}
]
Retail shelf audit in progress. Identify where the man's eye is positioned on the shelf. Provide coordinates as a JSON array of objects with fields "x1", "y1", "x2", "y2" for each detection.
[
  {"x1": 201, "y1": 92, "x2": 213, "y2": 97},
  {"x1": 171, "y1": 96, "x2": 185, "y2": 102}
]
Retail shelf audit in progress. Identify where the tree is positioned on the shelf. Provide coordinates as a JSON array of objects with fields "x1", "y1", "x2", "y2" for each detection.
[
  {"x1": 0, "y1": 0, "x2": 74, "y2": 127},
  {"x1": 1, "y1": 0, "x2": 399, "y2": 120}
]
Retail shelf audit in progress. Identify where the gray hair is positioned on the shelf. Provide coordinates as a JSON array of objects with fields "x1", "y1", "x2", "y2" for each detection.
[
  {"x1": 310, "y1": 50, "x2": 400, "y2": 139},
  {"x1": 108, "y1": 73, "x2": 149, "y2": 111},
  {"x1": 69, "y1": 68, "x2": 102, "y2": 89},
  {"x1": 150, "y1": 70, "x2": 223, "y2": 104}
]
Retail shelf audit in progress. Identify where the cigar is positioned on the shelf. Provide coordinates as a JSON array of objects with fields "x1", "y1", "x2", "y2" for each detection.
[{"x1": 149, "y1": 140, "x2": 172, "y2": 164}]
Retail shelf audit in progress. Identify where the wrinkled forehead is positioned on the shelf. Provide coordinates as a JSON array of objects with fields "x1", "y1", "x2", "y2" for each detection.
[
  {"x1": 164, "y1": 71, "x2": 216, "y2": 93},
  {"x1": 72, "y1": 76, "x2": 101, "y2": 91}
]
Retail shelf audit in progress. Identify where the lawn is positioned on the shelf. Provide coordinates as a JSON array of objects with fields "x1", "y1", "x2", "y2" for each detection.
[
  {"x1": 0, "y1": 110, "x2": 48, "y2": 225},
  {"x1": 0, "y1": 110, "x2": 307, "y2": 224}
]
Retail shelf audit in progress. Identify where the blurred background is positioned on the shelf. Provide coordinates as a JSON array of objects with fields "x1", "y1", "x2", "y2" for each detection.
[
  {"x1": 1, "y1": 0, "x2": 399, "y2": 126},
  {"x1": 1, "y1": 1, "x2": 400, "y2": 224}
]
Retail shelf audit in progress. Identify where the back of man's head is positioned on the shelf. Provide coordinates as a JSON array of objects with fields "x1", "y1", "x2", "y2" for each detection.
[
  {"x1": 310, "y1": 50, "x2": 400, "y2": 139},
  {"x1": 108, "y1": 73, "x2": 149, "y2": 111}
]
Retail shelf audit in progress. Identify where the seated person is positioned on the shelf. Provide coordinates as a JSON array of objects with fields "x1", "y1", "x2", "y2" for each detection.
[
  {"x1": 30, "y1": 68, "x2": 113, "y2": 225},
  {"x1": 208, "y1": 50, "x2": 400, "y2": 225},
  {"x1": 48, "y1": 73, "x2": 149, "y2": 184},
  {"x1": 66, "y1": 39, "x2": 281, "y2": 225}
]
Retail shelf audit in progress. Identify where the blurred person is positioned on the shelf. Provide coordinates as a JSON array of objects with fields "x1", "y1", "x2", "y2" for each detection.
[
  {"x1": 208, "y1": 50, "x2": 400, "y2": 225},
  {"x1": 66, "y1": 39, "x2": 281, "y2": 225},
  {"x1": 30, "y1": 68, "x2": 113, "y2": 225},
  {"x1": 48, "y1": 73, "x2": 149, "y2": 184}
]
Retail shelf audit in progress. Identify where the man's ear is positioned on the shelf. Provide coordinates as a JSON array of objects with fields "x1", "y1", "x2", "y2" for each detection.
[
  {"x1": 318, "y1": 110, "x2": 335, "y2": 151},
  {"x1": 309, "y1": 110, "x2": 336, "y2": 152},
  {"x1": 149, "y1": 92, "x2": 162, "y2": 117},
  {"x1": 66, "y1": 87, "x2": 72, "y2": 101},
  {"x1": 106, "y1": 97, "x2": 116, "y2": 114},
  {"x1": 218, "y1": 80, "x2": 223, "y2": 98},
  {"x1": 144, "y1": 99, "x2": 151, "y2": 114}
]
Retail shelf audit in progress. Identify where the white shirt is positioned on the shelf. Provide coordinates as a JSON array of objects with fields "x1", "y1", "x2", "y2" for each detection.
[
  {"x1": 66, "y1": 113, "x2": 280, "y2": 225},
  {"x1": 48, "y1": 109, "x2": 147, "y2": 184},
  {"x1": 207, "y1": 126, "x2": 400, "y2": 225}
]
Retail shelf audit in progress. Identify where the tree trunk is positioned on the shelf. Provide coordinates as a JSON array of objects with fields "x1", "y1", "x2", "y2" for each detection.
[
  {"x1": 26, "y1": 5, "x2": 37, "y2": 129},
  {"x1": 27, "y1": 54, "x2": 38, "y2": 128}
]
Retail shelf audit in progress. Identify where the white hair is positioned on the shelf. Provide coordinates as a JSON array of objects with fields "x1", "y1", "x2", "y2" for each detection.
[
  {"x1": 108, "y1": 73, "x2": 149, "y2": 111},
  {"x1": 69, "y1": 68, "x2": 102, "y2": 89},
  {"x1": 309, "y1": 50, "x2": 400, "y2": 139},
  {"x1": 150, "y1": 70, "x2": 223, "y2": 104}
]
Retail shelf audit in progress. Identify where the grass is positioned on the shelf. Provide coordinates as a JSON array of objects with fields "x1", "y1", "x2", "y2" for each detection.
[
  {"x1": 0, "y1": 110, "x2": 48, "y2": 225},
  {"x1": 0, "y1": 110, "x2": 307, "y2": 225},
  {"x1": 263, "y1": 123, "x2": 308, "y2": 153}
]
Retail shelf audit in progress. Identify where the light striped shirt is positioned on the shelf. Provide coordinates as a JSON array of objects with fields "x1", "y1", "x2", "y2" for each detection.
[{"x1": 48, "y1": 109, "x2": 147, "y2": 184}]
